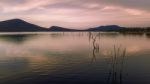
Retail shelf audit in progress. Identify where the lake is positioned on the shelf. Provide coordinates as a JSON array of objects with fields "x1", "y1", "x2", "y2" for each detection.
[{"x1": 0, "y1": 32, "x2": 150, "y2": 84}]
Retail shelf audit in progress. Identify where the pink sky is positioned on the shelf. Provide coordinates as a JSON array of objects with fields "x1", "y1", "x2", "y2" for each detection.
[{"x1": 0, "y1": 0, "x2": 150, "y2": 29}]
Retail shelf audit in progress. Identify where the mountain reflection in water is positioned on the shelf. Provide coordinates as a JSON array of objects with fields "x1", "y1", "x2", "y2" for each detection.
[{"x1": 0, "y1": 32, "x2": 149, "y2": 84}]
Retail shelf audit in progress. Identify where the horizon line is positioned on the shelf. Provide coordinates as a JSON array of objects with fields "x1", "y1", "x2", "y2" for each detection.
[{"x1": 0, "y1": 18, "x2": 150, "y2": 29}]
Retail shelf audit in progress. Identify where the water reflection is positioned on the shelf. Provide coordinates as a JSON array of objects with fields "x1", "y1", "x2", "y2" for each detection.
[
  {"x1": 89, "y1": 32, "x2": 127, "y2": 84},
  {"x1": 120, "y1": 32, "x2": 144, "y2": 36},
  {"x1": 145, "y1": 33, "x2": 150, "y2": 38},
  {"x1": 0, "y1": 34, "x2": 37, "y2": 44},
  {"x1": 89, "y1": 32, "x2": 100, "y2": 63},
  {"x1": 107, "y1": 45, "x2": 126, "y2": 84},
  {"x1": 0, "y1": 32, "x2": 149, "y2": 84}
]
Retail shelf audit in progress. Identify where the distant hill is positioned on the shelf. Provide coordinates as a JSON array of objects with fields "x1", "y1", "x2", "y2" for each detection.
[
  {"x1": 87, "y1": 25, "x2": 125, "y2": 31},
  {"x1": 0, "y1": 19, "x2": 126, "y2": 32},
  {"x1": 48, "y1": 26, "x2": 81, "y2": 31},
  {"x1": 48, "y1": 25, "x2": 125, "y2": 32},
  {"x1": 0, "y1": 19, "x2": 48, "y2": 32}
]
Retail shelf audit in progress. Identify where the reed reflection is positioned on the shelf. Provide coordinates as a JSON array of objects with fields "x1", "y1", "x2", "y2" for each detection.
[
  {"x1": 107, "y1": 45, "x2": 127, "y2": 84},
  {"x1": 89, "y1": 32, "x2": 100, "y2": 63},
  {"x1": 0, "y1": 32, "x2": 150, "y2": 84}
]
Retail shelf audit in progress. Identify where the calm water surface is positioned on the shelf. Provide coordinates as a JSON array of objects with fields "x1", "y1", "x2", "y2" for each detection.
[{"x1": 0, "y1": 32, "x2": 150, "y2": 84}]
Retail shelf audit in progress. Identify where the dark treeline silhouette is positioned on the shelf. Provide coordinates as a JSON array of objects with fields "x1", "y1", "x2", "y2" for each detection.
[
  {"x1": 120, "y1": 27, "x2": 150, "y2": 32},
  {"x1": 0, "y1": 18, "x2": 150, "y2": 32}
]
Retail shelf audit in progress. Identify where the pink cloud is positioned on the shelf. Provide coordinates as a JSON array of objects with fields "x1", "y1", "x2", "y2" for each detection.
[{"x1": 0, "y1": 0, "x2": 150, "y2": 28}]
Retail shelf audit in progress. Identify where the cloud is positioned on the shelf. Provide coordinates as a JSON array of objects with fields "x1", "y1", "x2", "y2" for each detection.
[
  {"x1": 0, "y1": 0, "x2": 61, "y2": 12},
  {"x1": 0, "y1": 0, "x2": 150, "y2": 28},
  {"x1": 2, "y1": 0, "x2": 149, "y2": 13}
]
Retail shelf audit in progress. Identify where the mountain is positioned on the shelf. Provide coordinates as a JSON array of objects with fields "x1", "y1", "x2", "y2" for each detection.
[
  {"x1": 48, "y1": 26, "x2": 81, "y2": 31},
  {"x1": 0, "y1": 19, "x2": 125, "y2": 32},
  {"x1": 87, "y1": 25, "x2": 125, "y2": 31},
  {"x1": 0, "y1": 19, "x2": 48, "y2": 32},
  {"x1": 49, "y1": 25, "x2": 125, "y2": 32}
]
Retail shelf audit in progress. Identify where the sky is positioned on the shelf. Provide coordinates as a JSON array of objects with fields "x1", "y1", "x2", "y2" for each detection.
[{"x1": 0, "y1": 0, "x2": 150, "y2": 29}]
